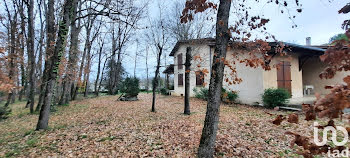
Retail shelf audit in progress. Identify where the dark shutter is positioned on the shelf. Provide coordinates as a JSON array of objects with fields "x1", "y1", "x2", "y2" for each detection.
[
  {"x1": 196, "y1": 71, "x2": 204, "y2": 86},
  {"x1": 178, "y1": 74, "x2": 183, "y2": 86},
  {"x1": 178, "y1": 54, "x2": 183, "y2": 69},
  {"x1": 277, "y1": 61, "x2": 292, "y2": 95}
]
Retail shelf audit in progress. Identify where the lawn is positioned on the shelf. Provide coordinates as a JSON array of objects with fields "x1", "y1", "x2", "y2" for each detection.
[{"x1": 0, "y1": 94, "x2": 324, "y2": 157}]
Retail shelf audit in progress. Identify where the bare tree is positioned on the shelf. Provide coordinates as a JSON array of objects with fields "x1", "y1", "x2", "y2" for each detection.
[
  {"x1": 15, "y1": 0, "x2": 27, "y2": 102},
  {"x1": 35, "y1": 0, "x2": 56, "y2": 112},
  {"x1": 37, "y1": 0, "x2": 77, "y2": 130},
  {"x1": 166, "y1": 0, "x2": 215, "y2": 41},
  {"x1": 106, "y1": 0, "x2": 144, "y2": 95},
  {"x1": 60, "y1": 0, "x2": 82, "y2": 104},
  {"x1": 97, "y1": 56, "x2": 110, "y2": 95},
  {"x1": 145, "y1": 46, "x2": 149, "y2": 91},
  {"x1": 3, "y1": 0, "x2": 18, "y2": 107},
  {"x1": 36, "y1": 0, "x2": 45, "y2": 85},
  {"x1": 25, "y1": 0, "x2": 36, "y2": 113},
  {"x1": 133, "y1": 39, "x2": 140, "y2": 77},
  {"x1": 82, "y1": 11, "x2": 102, "y2": 97},
  {"x1": 94, "y1": 34, "x2": 106, "y2": 96},
  {"x1": 197, "y1": 0, "x2": 231, "y2": 154},
  {"x1": 145, "y1": 2, "x2": 170, "y2": 112}
]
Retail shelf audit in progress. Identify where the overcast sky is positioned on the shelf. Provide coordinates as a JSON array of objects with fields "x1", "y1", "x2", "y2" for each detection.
[
  {"x1": 120, "y1": 0, "x2": 348, "y2": 79},
  {"x1": 263, "y1": 0, "x2": 348, "y2": 45}
]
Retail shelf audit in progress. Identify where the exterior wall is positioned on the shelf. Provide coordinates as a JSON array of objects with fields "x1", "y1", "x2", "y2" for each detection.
[
  {"x1": 173, "y1": 44, "x2": 211, "y2": 97},
  {"x1": 222, "y1": 51, "x2": 265, "y2": 104},
  {"x1": 171, "y1": 44, "x2": 304, "y2": 105},
  {"x1": 263, "y1": 54, "x2": 303, "y2": 98},
  {"x1": 302, "y1": 57, "x2": 348, "y2": 95},
  {"x1": 172, "y1": 44, "x2": 266, "y2": 105}
]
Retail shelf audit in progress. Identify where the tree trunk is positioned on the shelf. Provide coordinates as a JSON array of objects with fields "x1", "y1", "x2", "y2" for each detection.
[
  {"x1": 108, "y1": 29, "x2": 122, "y2": 95},
  {"x1": 18, "y1": 20, "x2": 26, "y2": 102},
  {"x1": 151, "y1": 46, "x2": 162, "y2": 112},
  {"x1": 98, "y1": 57, "x2": 108, "y2": 96},
  {"x1": 94, "y1": 43, "x2": 104, "y2": 96},
  {"x1": 37, "y1": 0, "x2": 76, "y2": 130},
  {"x1": 61, "y1": 0, "x2": 80, "y2": 103},
  {"x1": 146, "y1": 47, "x2": 149, "y2": 92},
  {"x1": 26, "y1": 0, "x2": 36, "y2": 113},
  {"x1": 17, "y1": 1, "x2": 26, "y2": 102},
  {"x1": 197, "y1": 0, "x2": 231, "y2": 157},
  {"x1": 113, "y1": 53, "x2": 122, "y2": 94},
  {"x1": 84, "y1": 49, "x2": 91, "y2": 97},
  {"x1": 36, "y1": 0, "x2": 56, "y2": 112},
  {"x1": 18, "y1": 57, "x2": 25, "y2": 102},
  {"x1": 184, "y1": 47, "x2": 191, "y2": 115},
  {"x1": 73, "y1": 32, "x2": 87, "y2": 100},
  {"x1": 4, "y1": 14, "x2": 17, "y2": 107},
  {"x1": 134, "y1": 41, "x2": 138, "y2": 77},
  {"x1": 108, "y1": 30, "x2": 116, "y2": 95},
  {"x1": 37, "y1": 0, "x2": 44, "y2": 86}
]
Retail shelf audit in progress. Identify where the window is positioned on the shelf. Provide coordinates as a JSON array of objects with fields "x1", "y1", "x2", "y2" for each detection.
[
  {"x1": 177, "y1": 54, "x2": 183, "y2": 69},
  {"x1": 196, "y1": 71, "x2": 204, "y2": 86},
  {"x1": 178, "y1": 74, "x2": 183, "y2": 86}
]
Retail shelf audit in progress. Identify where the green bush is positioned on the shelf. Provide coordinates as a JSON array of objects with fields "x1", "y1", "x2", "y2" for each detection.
[
  {"x1": 120, "y1": 77, "x2": 140, "y2": 97},
  {"x1": 160, "y1": 88, "x2": 169, "y2": 95},
  {"x1": 0, "y1": 106, "x2": 11, "y2": 120},
  {"x1": 194, "y1": 87, "x2": 238, "y2": 102},
  {"x1": 193, "y1": 88, "x2": 209, "y2": 100},
  {"x1": 221, "y1": 88, "x2": 238, "y2": 103},
  {"x1": 262, "y1": 88, "x2": 290, "y2": 108},
  {"x1": 0, "y1": 91, "x2": 4, "y2": 97},
  {"x1": 226, "y1": 91, "x2": 238, "y2": 102},
  {"x1": 140, "y1": 89, "x2": 148, "y2": 92}
]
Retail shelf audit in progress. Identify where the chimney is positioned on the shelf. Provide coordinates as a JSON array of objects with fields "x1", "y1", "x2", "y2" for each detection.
[{"x1": 306, "y1": 37, "x2": 311, "y2": 46}]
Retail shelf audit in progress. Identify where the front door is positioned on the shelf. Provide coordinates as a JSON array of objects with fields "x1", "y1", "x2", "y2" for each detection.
[{"x1": 277, "y1": 61, "x2": 292, "y2": 95}]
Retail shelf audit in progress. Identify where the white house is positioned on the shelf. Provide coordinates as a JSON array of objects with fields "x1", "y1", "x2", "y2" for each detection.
[{"x1": 164, "y1": 38, "x2": 347, "y2": 105}]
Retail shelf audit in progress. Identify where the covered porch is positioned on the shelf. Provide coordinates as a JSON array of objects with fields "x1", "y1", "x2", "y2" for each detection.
[{"x1": 163, "y1": 64, "x2": 175, "y2": 94}]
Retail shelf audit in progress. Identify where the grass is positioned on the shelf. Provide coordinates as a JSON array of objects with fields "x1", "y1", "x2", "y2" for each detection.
[
  {"x1": 26, "y1": 136, "x2": 39, "y2": 147},
  {"x1": 0, "y1": 94, "x2": 102, "y2": 157}
]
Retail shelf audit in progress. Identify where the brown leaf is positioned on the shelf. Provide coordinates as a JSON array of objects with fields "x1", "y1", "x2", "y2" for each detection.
[
  {"x1": 272, "y1": 115, "x2": 285, "y2": 125},
  {"x1": 287, "y1": 113, "x2": 298, "y2": 123}
]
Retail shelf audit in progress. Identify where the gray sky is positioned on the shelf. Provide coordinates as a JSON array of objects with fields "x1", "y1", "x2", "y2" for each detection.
[{"x1": 263, "y1": 0, "x2": 348, "y2": 45}]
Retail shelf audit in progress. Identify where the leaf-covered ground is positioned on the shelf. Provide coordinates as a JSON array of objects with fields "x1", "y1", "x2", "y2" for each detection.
[{"x1": 0, "y1": 94, "x2": 325, "y2": 157}]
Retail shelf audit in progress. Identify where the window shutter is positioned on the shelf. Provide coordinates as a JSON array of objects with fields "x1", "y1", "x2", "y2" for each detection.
[
  {"x1": 178, "y1": 54, "x2": 183, "y2": 69},
  {"x1": 277, "y1": 61, "x2": 292, "y2": 95},
  {"x1": 178, "y1": 74, "x2": 183, "y2": 86},
  {"x1": 196, "y1": 71, "x2": 204, "y2": 86}
]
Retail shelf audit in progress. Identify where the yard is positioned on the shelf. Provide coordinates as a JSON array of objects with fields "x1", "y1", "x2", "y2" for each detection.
[{"x1": 0, "y1": 94, "x2": 326, "y2": 157}]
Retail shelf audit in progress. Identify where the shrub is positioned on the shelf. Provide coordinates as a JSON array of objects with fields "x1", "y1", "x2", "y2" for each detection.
[
  {"x1": 0, "y1": 106, "x2": 11, "y2": 120},
  {"x1": 227, "y1": 91, "x2": 238, "y2": 102},
  {"x1": 221, "y1": 88, "x2": 238, "y2": 103},
  {"x1": 140, "y1": 89, "x2": 148, "y2": 92},
  {"x1": 194, "y1": 87, "x2": 238, "y2": 102},
  {"x1": 0, "y1": 91, "x2": 4, "y2": 97},
  {"x1": 262, "y1": 88, "x2": 290, "y2": 108},
  {"x1": 160, "y1": 88, "x2": 169, "y2": 95},
  {"x1": 193, "y1": 87, "x2": 209, "y2": 100},
  {"x1": 120, "y1": 77, "x2": 140, "y2": 97}
]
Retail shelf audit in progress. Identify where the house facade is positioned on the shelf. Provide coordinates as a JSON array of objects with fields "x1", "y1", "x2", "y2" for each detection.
[{"x1": 166, "y1": 38, "x2": 347, "y2": 105}]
